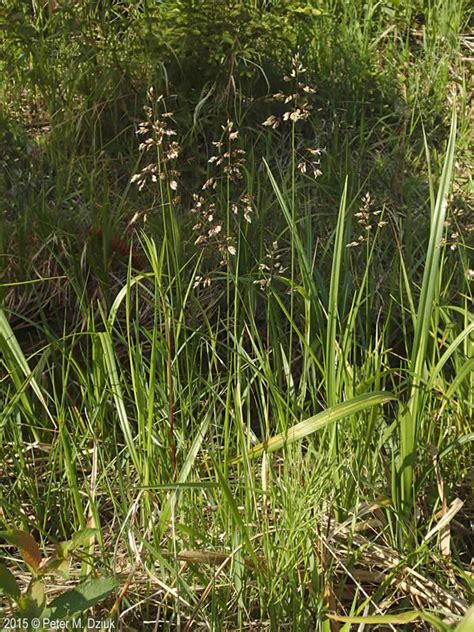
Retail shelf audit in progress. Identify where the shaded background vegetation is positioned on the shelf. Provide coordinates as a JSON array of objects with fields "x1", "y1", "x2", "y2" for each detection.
[{"x1": 0, "y1": 1, "x2": 472, "y2": 629}]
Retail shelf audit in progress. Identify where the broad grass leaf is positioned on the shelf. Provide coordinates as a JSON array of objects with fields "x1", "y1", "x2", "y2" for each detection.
[
  {"x1": 0, "y1": 309, "x2": 55, "y2": 427},
  {"x1": 232, "y1": 392, "x2": 396, "y2": 462},
  {"x1": 328, "y1": 610, "x2": 449, "y2": 630}
]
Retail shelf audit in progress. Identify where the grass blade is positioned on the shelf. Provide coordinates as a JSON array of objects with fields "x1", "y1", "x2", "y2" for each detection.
[
  {"x1": 98, "y1": 330, "x2": 141, "y2": 472},
  {"x1": 0, "y1": 309, "x2": 55, "y2": 427},
  {"x1": 231, "y1": 391, "x2": 397, "y2": 462},
  {"x1": 399, "y1": 110, "x2": 457, "y2": 509}
]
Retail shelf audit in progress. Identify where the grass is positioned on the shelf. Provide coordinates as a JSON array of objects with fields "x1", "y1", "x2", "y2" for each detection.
[{"x1": 1, "y1": 0, "x2": 473, "y2": 629}]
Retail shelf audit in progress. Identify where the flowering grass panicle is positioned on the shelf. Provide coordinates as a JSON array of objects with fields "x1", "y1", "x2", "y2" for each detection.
[
  {"x1": 348, "y1": 192, "x2": 388, "y2": 248},
  {"x1": 231, "y1": 194, "x2": 255, "y2": 224},
  {"x1": 190, "y1": 119, "x2": 250, "y2": 270},
  {"x1": 208, "y1": 119, "x2": 246, "y2": 182},
  {"x1": 297, "y1": 147, "x2": 324, "y2": 178},
  {"x1": 263, "y1": 53, "x2": 316, "y2": 129},
  {"x1": 254, "y1": 240, "x2": 287, "y2": 290},
  {"x1": 130, "y1": 90, "x2": 181, "y2": 197},
  {"x1": 262, "y1": 52, "x2": 324, "y2": 181}
]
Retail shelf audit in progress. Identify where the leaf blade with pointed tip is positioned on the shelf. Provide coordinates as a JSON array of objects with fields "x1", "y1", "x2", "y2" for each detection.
[
  {"x1": 0, "y1": 530, "x2": 42, "y2": 573},
  {"x1": 231, "y1": 392, "x2": 397, "y2": 463},
  {"x1": 328, "y1": 610, "x2": 449, "y2": 630}
]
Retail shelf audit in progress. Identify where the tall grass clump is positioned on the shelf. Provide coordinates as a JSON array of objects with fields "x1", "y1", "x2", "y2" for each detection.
[
  {"x1": 1, "y1": 0, "x2": 472, "y2": 629},
  {"x1": 396, "y1": 113, "x2": 458, "y2": 518}
]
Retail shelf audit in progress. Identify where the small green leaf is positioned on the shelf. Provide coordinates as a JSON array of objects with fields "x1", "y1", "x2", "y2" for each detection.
[
  {"x1": 0, "y1": 563, "x2": 21, "y2": 599},
  {"x1": 55, "y1": 559, "x2": 70, "y2": 580},
  {"x1": 18, "y1": 580, "x2": 46, "y2": 619},
  {"x1": 42, "y1": 555, "x2": 70, "y2": 579},
  {"x1": 289, "y1": 6, "x2": 324, "y2": 16},
  {"x1": 54, "y1": 541, "x2": 70, "y2": 560},
  {"x1": 28, "y1": 579, "x2": 45, "y2": 608},
  {"x1": 70, "y1": 528, "x2": 98, "y2": 550},
  {"x1": 47, "y1": 576, "x2": 119, "y2": 619},
  {"x1": 0, "y1": 530, "x2": 42, "y2": 572}
]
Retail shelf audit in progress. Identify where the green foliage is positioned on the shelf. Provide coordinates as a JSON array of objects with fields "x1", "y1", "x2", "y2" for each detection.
[
  {"x1": 0, "y1": 564, "x2": 21, "y2": 600},
  {"x1": 45, "y1": 577, "x2": 120, "y2": 621},
  {"x1": 231, "y1": 391, "x2": 398, "y2": 462},
  {"x1": 0, "y1": 529, "x2": 118, "y2": 627},
  {"x1": 0, "y1": 0, "x2": 472, "y2": 628}
]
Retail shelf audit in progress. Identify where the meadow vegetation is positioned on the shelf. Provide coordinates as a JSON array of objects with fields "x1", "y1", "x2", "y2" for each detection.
[{"x1": 0, "y1": 0, "x2": 473, "y2": 629}]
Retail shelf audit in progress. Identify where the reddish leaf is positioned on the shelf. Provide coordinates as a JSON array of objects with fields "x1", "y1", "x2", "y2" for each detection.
[{"x1": 0, "y1": 530, "x2": 42, "y2": 572}]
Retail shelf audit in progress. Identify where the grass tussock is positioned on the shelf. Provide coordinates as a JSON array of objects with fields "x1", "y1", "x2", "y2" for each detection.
[{"x1": 0, "y1": 0, "x2": 473, "y2": 629}]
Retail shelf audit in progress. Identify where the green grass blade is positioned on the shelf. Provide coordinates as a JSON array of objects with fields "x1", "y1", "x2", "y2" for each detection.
[
  {"x1": 326, "y1": 176, "x2": 348, "y2": 408},
  {"x1": 399, "y1": 110, "x2": 457, "y2": 509},
  {"x1": 212, "y1": 458, "x2": 262, "y2": 573},
  {"x1": 98, "y1": 330, "x2": 141, "y2": 472},
  {"x1": 262, "y1": 157, "x2": 313, "y2": 288},
  {"x1": 328, "y1": 610, "x2": 449, "y2": 631},
  {"x1": 426, "y1": 321, "x2": 474, "y2": 390},
  {"x1": 158, "y1": 410, "x2": 212, "y2": 537},
  {"x1": 0, "y1": 309, "x2": 55, "y2": 427},
  {"x1": 231, "y1": 392, "x2": 397, "y2": 462}
]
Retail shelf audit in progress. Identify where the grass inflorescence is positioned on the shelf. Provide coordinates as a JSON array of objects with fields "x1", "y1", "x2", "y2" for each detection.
[{"x1": 1, "y1": 1, "x2": 473, "y2": 629}]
